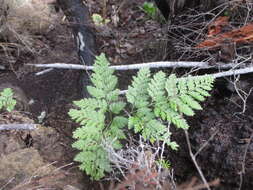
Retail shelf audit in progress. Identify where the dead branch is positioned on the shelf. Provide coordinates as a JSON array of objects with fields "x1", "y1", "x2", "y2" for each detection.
[
  {"x1": 0, "y1": 124, "x2": 37, "y2": 130},
  {"x1": 212, "y1": 66, "x2": 253, "y2": 78},
  {"x1": 27, "y1": 61, "x2": 253, "y2": 80},
  {"x1": 27, "y1": 61, "x2": 242, "y2": 71}
]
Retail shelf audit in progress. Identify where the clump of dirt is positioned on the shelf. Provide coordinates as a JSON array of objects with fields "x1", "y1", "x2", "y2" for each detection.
[
  {"x1": 0, "y1": 111, "x2": 87, "y2": 190},
  {"x1": 0, "y1": 0, "x2": 57, "y2": 41},
  {"x1": 0, "y1": 0, "x2": 59, "y2": 68}
]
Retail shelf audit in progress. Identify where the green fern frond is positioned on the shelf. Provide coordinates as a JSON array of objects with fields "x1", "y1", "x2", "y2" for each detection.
[
  {"x1": 75, "y1": 145, "x2": 111, "y2": 180},
  {"x1": 180, "y1": 94, "x2": 202, "y2": 110},
  {"x1": 109, "y1": 102, "x2": 126, "y2": 114},
  {"x1": 154, "y1": 106, "x2": 190, "y2": 129},
  {"x1": 90, "y1": 53, "x2": 118, "y2": 99},
  {"x1": 127, "y1": 68, "x2": 157, "y2": 136},
  {"x1": 106, "y1": 116, "x2": 127, "y2": 141},
  {"x1": 71, "y1": 98, "x2": 107, "y2": 112},
  {"x1": 148, "y1": 71, "x2": 167, "y2": 104},
  {"x1": 126, "y1": 68, "x2": 151, "y2": 108},
  {"x1": 185, "y1": 75, "x2": 213, "y2": 101},
  {"x1": 142, "y1": 120, "x2": 167, "y2": 142},
  {"x1": 69, "y1": 53, "x2": 129, "y2": 180},
  {"x1": 128, "y1": 116, "x2": 142, "y2": 131}
]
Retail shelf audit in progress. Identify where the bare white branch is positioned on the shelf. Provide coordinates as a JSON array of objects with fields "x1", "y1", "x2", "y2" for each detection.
[
  {"x1": 27, "y1": 61, "x2": 243, "y2": 71},
  {"x1": 0, "y1": 124, "x2": 37, "y2": 130},
  {"x1": 212, "y1": 67, "x2": 253, "y2": 78}
]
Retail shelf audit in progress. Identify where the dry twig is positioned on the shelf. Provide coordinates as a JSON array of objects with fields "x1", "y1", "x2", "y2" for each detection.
[
  {"x1": 184, "y1": 130, "x2": 219, "y2": 190},
  {"x1": 27, "y1": 61, "x2": 244, "y2": 71},
  {"x1": 238, "y1": 132, "x2": 253, "y2": 190},
  {"x1": 0, "y1": 124, "x2": 37, "y2": 131}
]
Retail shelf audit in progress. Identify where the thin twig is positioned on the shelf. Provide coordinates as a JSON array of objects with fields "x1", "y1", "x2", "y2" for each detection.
[
  {"x1": 0, "y1": 124, "x2": 37, "y2": 130},
  {"x1": 238, "y1": 132, "x2": 253, "y2": 190},
  {"x1": 184, "y1": 130, "x2": 211, "y2": 190},
  {"x1": 195, "y1": 130, "x2": 219, "y2": 157},
  {"x1": 0, "y1": 177, "x2": 15, "y2": 190},
  {"x1": 35, "y1": 68, "x2": 54, "y2": 76},
  {"x1": 232, "y1": 75, "x2": 253, "y2": 114}
]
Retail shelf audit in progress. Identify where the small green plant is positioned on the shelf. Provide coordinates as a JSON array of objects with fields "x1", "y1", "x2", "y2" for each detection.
[
  {"x1": 92, "y1": 13, "x2": 110, "y2": 27},
  {"x1": 156, "y1": 159, "x2": 171, "y2": 169},
  {"x1": 69, "y1": 53, "x2": 214, "y2": 180},
  {"x1": 0, "y1": 88, "x2": 16, "y2": 112},
  {"x1": 141, "y1": 2, "x2": 157, "y2": 19}
]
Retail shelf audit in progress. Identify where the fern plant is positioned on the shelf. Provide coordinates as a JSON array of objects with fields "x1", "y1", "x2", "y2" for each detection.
[
  {"x1": 69, "y1": 53, "x2": 214, "y2": 180},
  {"x1": 0, "y1": 88, "x2": 16, "y2": 112},
  {"x1": 69, "y1": 54, "x2": 127, "y2": 180}
]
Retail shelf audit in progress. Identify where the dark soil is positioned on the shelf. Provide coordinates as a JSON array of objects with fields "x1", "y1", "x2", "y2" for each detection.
[{"x1": 0, "y1": 0, "x2": 253, "y2": 190}]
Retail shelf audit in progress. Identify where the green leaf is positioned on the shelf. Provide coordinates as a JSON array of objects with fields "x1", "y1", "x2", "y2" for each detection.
[
  {"x1": 180, "y1": 95, "x2": 202, "y2": 110},
  {"x1": 195, "y1": 88, "x2": 211, "y2": 97},
  {"x1": 148, "y1": 71, "x2": 167, "y2": 103},
  {"x1": 0, "y1": 88, "x2": 16, "y2": 112},
  {"x1": 109, "y1": 102, "x2": 126, "y2": 114},
  {"x1": 87, "y1": 86, "x2": 106, "y2": 99},
  {"x1": 141, "y1": 2, "x2": 157, "y2": 18},
  {"x1": 188, "y1": 91, "x2": 205, "y2": 101},
  {"x1": 107, "y1": 116, "x2": 127, "y2": 140},
  {"x1": 126, "y1": 68, "x2": 151, "y2": 108},
  {"x1": 106, "y1": 89, "x2": 120, "y2": 102}
]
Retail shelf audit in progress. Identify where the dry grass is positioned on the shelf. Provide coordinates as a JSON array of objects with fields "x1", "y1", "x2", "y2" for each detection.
[{"x1": 100, "y1": 137, "x2": 219, "y2": 190}]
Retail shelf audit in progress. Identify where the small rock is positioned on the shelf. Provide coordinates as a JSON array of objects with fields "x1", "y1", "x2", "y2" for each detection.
[{"x1": 63, "y1": 185, "x2": 81, "y2": 190}]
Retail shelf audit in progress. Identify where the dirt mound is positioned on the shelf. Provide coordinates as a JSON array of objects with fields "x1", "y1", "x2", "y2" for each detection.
[
  {"x1": 0, "y1": 0, "x2": 57, "y2": 38},
  {"x1": 0, "y1": 113, "x2": 85, "y2": 190}
]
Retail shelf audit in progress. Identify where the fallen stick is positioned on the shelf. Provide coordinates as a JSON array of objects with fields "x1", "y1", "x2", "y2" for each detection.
[
  {"x1": 27, "y1": 61, "x2": 253, "y2": 83},
  {"x1": 0, "y1": 124, "x2": 37, "y2": 131},
  {"x1": 36, "y1": 68, "x2": 54, "y2": 76},
  {"x1": 213, "y1": 67, "x2": 253, "y2": 78},
  {"x1": 27, "y1": 61, "x2": 243, "y2": 71}
]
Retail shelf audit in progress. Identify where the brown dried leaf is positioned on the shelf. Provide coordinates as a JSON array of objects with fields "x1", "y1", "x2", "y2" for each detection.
[
  {"x1": 196, "y1": 23, "x2": 253, "y2": 49},
  {"x1": 207, "y1": 16, "x2": 229, "y2": 37}
]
